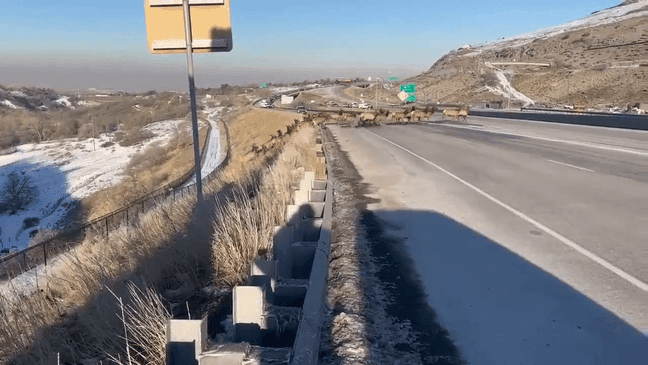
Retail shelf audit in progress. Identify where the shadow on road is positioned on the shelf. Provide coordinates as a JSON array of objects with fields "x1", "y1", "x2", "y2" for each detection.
[{"x1": 363, "y1": 208, "x2": 648, "y2": 365}]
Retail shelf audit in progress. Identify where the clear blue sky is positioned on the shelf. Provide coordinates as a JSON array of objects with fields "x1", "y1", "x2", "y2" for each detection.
[{"x1": 0, "y1": 0, "x2": 618, "y2": 91}]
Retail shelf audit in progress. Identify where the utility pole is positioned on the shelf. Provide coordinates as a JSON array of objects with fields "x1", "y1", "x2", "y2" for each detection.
[
  {"x1": 91, "y1": 115, "x2": 96, "y2": 151},
  {"x1": 183, "y1": 0, "x2": 202, "y2": 204}
]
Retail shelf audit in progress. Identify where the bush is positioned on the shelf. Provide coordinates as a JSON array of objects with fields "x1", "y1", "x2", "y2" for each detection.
[
  {"x1": 22, "y1": 217, "x2": 40, "y2": 230},
  {"x1": 114, "y1": 129, "x2": 156, "y2": 147},
  {"x1": 1, "y1": 171, "x2": 38, "y2": 212}
]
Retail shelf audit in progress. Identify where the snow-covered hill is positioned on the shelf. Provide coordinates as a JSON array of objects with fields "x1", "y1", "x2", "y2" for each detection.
[{"x1": 0, "y1": 118, "x2": 197, "y2": 251}]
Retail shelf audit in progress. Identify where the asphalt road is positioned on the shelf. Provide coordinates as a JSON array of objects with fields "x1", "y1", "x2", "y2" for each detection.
[{"x1": 328, "y1": 117, "x2": 648, "y2": 364}]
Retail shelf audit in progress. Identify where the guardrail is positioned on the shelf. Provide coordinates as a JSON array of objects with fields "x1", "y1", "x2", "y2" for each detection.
[
  {"x1": 470, "y1": 108, "x2": 648, "y2": 131},
  {"x1": 0, "y1": 119, "x2": 223, "y2": 282}
]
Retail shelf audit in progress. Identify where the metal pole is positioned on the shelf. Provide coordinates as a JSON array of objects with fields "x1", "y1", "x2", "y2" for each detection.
[
  {"x1": 183, "y1": 0, "x2": 203, "y2": 204},
  {"x1": 92, "y1": 115, "x2": 96, "y2": 151}
]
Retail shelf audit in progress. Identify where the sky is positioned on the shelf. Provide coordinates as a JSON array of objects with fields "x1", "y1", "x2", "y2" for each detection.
[{"x1": 0, "y1": 0, "x2": 621, "y2": 92}]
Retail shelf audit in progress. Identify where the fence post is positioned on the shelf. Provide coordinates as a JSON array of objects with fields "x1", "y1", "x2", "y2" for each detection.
[
  {"x1": 43, "y1": 242, "x2": 47, "y2": 266},
  {"x1": 126, "y1": 208, "x2": 129, "y2": 226},
  {"x1": 106, "y1": 217, "x2": 109, "y2": 237},
  {"x1": 22, "y1": 252, "x2": 26, "y2": 272},
  {"x1": 174, "y1": 189, "x2": 176, "y2": 201}
]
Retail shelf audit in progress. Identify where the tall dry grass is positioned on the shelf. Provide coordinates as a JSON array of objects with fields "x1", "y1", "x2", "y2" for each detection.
[
  {"x1": 0, "y1": 182, "x2": 203, "y2": 364},
  {"x1": 212, "y1": 125, "x2": 315, "y2": 287}
]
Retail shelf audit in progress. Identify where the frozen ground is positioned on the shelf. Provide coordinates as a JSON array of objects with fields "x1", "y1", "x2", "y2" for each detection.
[
  {"x1": 184, "y1": 105, "x2": 225, "y2": 186},
  {"x1": 478, "y1": 66, "x2": 536, "y2": 106},
  {"x1": 0, "y1": 118, "x2": 195, "y2": 251}
]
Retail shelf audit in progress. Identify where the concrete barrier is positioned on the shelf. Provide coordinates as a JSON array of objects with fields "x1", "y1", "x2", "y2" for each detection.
[
  {"x1": 469, "y1": 109, "x2": 648, "y2": 131},
  {"x1": 167, "y1": 130, "x2": 331, "y2": 365}
]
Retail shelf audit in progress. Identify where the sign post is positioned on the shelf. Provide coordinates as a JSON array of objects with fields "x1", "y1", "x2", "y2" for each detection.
[
  {"x1": 182, "y1": 0, "x2": 202, "y2": 203},
  {"x1": 260, "y1": 83, "x2": 267, "y2": 88},
  {"x1": 144, "y1": 0, "x2": 232, "y2": 204}
]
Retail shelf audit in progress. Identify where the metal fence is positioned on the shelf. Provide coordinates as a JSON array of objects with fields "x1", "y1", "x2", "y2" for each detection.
[{"x1": 0, "y1": 122, "x2": 221, "y2": 282}]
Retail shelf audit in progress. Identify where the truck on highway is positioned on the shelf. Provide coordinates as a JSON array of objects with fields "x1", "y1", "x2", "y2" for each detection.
[{"x1": 358, "y1": 103, "x2": 372, "y2": 109}]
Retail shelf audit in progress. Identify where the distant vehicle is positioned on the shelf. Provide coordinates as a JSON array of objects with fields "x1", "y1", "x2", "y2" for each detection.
[
  {"x1": 358, "y1": 103, "x2": 372, "y2": 109},
  {"x1": 296, "y1": 106, "x2": 307, "y2": 114},
  {"x1": 259, "y1": 100, "x2": 269, "y2": 108},
  {"x1": 351, "y1": 102, "x2": 359, "y2": 108},
  {"x1": 342, "y1": 103, "x2": 351, "y2": 108}
]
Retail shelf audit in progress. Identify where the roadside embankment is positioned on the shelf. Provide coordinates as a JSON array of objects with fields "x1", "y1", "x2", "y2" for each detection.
[{"x1": 0, "y1": 102, "x2": 310, "y2": 365}]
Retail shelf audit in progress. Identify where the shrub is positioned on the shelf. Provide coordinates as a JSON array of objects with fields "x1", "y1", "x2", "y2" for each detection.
[
  {"x1": 1, "y1": 171, "x2": 38, "y2": 212},
  {"x1": 22, "y1": 217, "x2": 40, "y2": 230}
]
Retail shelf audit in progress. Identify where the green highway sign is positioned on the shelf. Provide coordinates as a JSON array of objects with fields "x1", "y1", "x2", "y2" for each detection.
[
  {"x1": 400, "y1": 83, "x2": 416, "y2": 93},
  {"x1": 389, "y1": 77, "x2": 398, "y2": 82},
  {"x1": 406, "y1": 95, "x2": 417, "y2": 102},
  {"x1": 260, "y1": 83, "x2": 267, "y2": 88}
]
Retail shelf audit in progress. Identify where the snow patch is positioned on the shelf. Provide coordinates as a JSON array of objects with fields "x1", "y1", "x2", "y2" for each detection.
[
  {"x1": 0, "y1": 118, "x2": 186, "y2": 251},
  {"x1": 52, "y1": 96, "x2": 74, "y2": 109},
  {"x1": 0, "y1": 99, "x2": 19, "y2": 109},
  {"x1": 9, "y1": 91, "x2": 28, "y2": 98}
]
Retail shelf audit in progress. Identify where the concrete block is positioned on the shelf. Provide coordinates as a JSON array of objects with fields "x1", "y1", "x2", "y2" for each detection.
[
  {"x1": 249, "y1": 258, "x2": 277, "y2": 293},
  {"x1": 302, "y1": 218, "x2": 323, "y2": 241},
  {"x1": 312, "y1": 180, "x2": 327, "y2": 190},
  {"x1": 315, "y1": 162, "x2": 327, "y2": 180},
  {"x1": 286, "y1": 205, "x2": 301, "y2": 225},
  {"x1": 315, "y1": 143, "x2": 323, "y2": 152},
  {"x1": 316, "y1": 150, "x2": 325, "y2": 158},
  {"x1": 273, "y1": 226, "x2": 293, "y2": 279},
  {"x1": 315, "y1": 137, "x2": 322, "y2": 144},
  {"x1": 199, "y1": 343, "x2": 249, "y2": 365},
  {"x1": 316, "y1": 156, "x2": 326, "y2": 164},
  {"x1": 274, "y1": 281, "x2": 308, "y2": 307},
  {"x1": 302, "y1": 202, "x2": 325, "y2": 218},
  {"x1": 233, "y1": 286, "x2": 266, "y2": 328},
  {"x1": 290, "y1": 242, "x2": 318, "y2": 279},
  {"x1": 294, "y1": 189, "x2": 309, "y2": 205},
  {"x1": 244, "y1": 347, "x2": 292, "y2": 365},
  {"x1": 304, "y1": 171, "x2": 315, "y2": 185},
  {"x1": 291, "y1": 224, "x2": 304, "y2": 244},
  {"x1": 309, "y1": 190, "x2": 326, "y2": 203},
  {"x1": 251, "y1": 258, "x2": 276, "y2": 278},
  {"x1": 167, "y1": 317, "x2": 208, "y2": 363}
]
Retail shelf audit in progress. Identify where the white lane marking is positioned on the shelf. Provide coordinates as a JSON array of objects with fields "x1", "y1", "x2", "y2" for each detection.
[
  {"x1": 428, "y1": 122, "x2": 648, "y2": 156},
  {"x1": 547, "y1": 159, "x2": 596, "y2": 172},
  {"x1": 366, "y1": 130, "x2": 648, "y2": 292}
]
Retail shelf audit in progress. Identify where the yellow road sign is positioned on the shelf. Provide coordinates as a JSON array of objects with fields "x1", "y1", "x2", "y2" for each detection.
[{"x1": 144, "y1": 0, "x2": 232, "y2": 54}]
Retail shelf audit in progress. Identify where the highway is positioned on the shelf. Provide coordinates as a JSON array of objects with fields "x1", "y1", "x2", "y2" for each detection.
[{"x1": 327, "y1": 116, "x2": 648, "y2": 364}]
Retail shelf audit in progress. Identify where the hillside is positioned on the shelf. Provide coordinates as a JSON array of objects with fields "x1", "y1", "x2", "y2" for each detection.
[{"x1": 410, "y1": 1, "x2": 648, "y2": 111}]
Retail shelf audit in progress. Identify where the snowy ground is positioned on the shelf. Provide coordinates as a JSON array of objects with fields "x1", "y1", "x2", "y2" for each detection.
[
  {"x1": 478, "y1": 65, "x2": 536, "y2": 106},
  {"x1": 184, "y1": 105, "x2": 225, "y2": 186},
  {"x1": 0, "y1": 118, "x2": 196, "y2": 251}
]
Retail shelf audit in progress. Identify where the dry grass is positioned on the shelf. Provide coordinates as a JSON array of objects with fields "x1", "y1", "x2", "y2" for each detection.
[
  {"x1": 212, "y1": 125, "x2": 315, "y2": 287},
  {"x1": 0, "y1": 186, "x2": 200, "y2": 363},
  {"x1": 107, "y1": 283, "x2": 170, "y2": 365}
]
